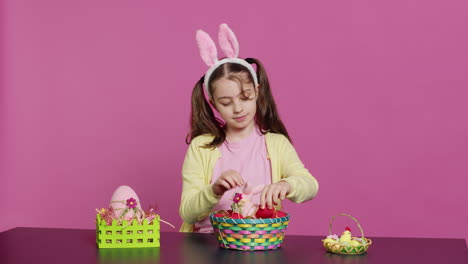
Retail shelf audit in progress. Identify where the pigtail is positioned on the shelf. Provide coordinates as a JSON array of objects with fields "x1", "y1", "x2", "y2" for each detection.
[
  {"x1": 186, "y1": 76, "x2": 226, "y2": 147},
  {"x1": 246, "y1": 58, "x2": 291, "y2": 143}
]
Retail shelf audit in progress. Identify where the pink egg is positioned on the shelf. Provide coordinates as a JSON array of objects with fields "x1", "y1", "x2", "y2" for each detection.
[{"x1": 109, "y1": 185, "x2": 142, "y2": 220}]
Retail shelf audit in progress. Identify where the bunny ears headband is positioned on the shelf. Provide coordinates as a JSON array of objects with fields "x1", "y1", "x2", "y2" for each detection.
[{"x1": 196, "y1": 23, "x2": 259, "y2": 97}]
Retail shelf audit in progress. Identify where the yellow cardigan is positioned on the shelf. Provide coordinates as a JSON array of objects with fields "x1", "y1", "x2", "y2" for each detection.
[{"x1": 179, "y1": 132, "x2": 319, "y2": 232}]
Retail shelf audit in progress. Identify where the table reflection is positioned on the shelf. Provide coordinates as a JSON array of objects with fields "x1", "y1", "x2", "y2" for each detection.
[
  {"x1": 322, "y1": 252, "x2": 369, "y2": 264},
  {"x1": 182, "y1": 233, "x2": 286, "y2": 264},
  {"x1": 98, "y1": 247, "x2": 160, "y2": 264}
]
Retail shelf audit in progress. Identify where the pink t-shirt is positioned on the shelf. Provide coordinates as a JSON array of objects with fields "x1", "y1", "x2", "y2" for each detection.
[{"x1": 194, "y1": 127, "x2": 272, "y2": 233}]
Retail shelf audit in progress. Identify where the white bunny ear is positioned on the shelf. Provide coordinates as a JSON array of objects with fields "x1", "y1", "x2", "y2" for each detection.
[
  {"x1": 218, "y1": 23, "x2": 239, "y2": 58},
  {"x1": 196, "y1": 30, "x2": 218, "y2": 66}
]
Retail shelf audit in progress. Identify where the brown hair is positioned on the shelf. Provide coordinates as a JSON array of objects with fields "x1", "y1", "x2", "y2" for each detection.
[{"x1": 186, "y1": 58, "x2": 290, "y2": 148}]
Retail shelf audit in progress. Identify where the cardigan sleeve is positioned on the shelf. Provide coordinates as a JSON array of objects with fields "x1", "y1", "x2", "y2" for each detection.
[
  {"x1": 179, "y1": 137, "x2": 221, "y2": 225},
  {"x1": 277, "y1": 135, "x2": 319, "y2": 203}
]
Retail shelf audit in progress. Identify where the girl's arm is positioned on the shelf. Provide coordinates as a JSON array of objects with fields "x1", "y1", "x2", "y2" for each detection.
[
  {"x1": 179, "y1": 138, "x2": 220, "y2": 224},
  {"x1": 279, "y1": 136, "x2": 319, "y2": 203}
]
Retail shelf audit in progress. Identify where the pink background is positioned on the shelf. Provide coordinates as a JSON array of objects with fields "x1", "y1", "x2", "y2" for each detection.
[{"x1": 1, "y1": 0, "x2": 467, "y2": 244}]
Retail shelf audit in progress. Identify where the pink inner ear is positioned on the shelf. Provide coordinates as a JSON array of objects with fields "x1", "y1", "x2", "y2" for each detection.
[
  {"x1": 218, "y1": 23, "x2": 239, "y2": 58},
  {"x1": 196, "y1": 30, "x2": 218, "y2": 66}
]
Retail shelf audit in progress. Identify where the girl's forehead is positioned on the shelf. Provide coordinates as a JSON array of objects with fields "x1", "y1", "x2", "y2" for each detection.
[{"x1": 212, "y1": 78, "x2": 253, "y2": 98}]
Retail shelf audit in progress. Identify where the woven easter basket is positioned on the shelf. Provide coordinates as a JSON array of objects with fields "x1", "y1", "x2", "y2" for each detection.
[
  {"x1": 210, "y1": 212, "x2": 290, "y2": 251},
  {"x1": 323, "y1": 213, "x2": 372, "y2": 255}
]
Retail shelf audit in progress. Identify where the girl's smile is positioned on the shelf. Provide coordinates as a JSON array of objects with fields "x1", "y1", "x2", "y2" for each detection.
[{"x1": 234, "y1": 114, "x2": 247, "y2": 122}]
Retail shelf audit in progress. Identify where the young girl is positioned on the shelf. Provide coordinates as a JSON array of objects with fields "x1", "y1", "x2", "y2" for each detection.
[{"x1": 179, "y1": 24, "x2": 319, "y2": 232}]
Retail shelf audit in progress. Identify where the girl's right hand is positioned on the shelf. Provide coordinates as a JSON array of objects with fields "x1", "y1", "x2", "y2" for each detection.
[{"x1": 212, "y1": 170, "x2": 245, "y2": 196}]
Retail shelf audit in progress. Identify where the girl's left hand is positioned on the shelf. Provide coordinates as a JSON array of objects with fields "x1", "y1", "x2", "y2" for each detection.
[{"x1": 260, "y1": 181, "x2": 292, "y2": 210}]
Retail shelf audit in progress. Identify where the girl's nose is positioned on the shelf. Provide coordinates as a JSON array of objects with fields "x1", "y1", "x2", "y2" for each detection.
[{"x1": 233, "y1": 102, "x2": 243, "y2": 114}]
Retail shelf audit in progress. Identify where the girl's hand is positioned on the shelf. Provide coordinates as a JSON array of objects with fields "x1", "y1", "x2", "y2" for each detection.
[
  {"x1": 212, "y1": 170, "x2": 245, "y2": 196},
  {"x1": 260, "y1": 181, "x2": 291, "y2": 210}
]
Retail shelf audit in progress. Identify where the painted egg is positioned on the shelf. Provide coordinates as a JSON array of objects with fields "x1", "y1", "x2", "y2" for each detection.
[
  {"x1": 275, "y1": 210, "x2": 288, "y2": 218},
  {"x1": 109, "y1": 185, "x2": 142, "y2": 220},
  {"x1": 331, "y1": 243, "x2": 341, "y2": 251},
  {"x1": 256, "y1": 207, "x2": 276, "y2": 218}
]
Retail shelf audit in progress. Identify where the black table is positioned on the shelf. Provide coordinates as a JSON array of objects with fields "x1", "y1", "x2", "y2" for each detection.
[{"x1": 1, "y1": 227, "x2": 466, "y2": 264}]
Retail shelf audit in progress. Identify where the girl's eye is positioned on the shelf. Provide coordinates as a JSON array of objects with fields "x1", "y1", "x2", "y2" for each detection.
[{"x1": 221, "y1": 102, "x2": 231, "y2": 106}]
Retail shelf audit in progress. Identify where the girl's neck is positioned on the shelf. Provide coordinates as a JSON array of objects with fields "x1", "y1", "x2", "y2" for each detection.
[{"x1": 225, "y1": 123, "x2": 256, "y2": 142}]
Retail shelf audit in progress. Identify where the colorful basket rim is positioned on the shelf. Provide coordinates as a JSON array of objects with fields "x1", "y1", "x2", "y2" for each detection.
[{"x1": 209, "y1": 212, "x2": 290, "y2": 224}]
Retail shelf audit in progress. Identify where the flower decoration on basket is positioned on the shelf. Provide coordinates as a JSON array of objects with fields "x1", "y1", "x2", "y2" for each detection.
[
  {"x1": 209, "y1": 182, "x2": 290, "y2": 251},
  {"x1": 233, "y1": 192, "x2": 243, "y2": 203},
  {"x1": 95, "y1": 185, "x2": 174, "y2": 248},
  {"x1": 322, "y1": 213, "x2": 372, "y2": 255}
]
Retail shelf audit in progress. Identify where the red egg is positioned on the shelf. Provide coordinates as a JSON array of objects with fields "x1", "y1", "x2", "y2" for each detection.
[
  {"x1": 256, "y1": 207, "x2": 276, "y2": 218},
  {"x1": 231, "y1": 213, "x2": 244, "y2": 219},
  {"x1": 275, "y1": 211, "x2": 287, "y2": 218},
  {"x1": 214, "y1": 210, "x2": 231, "y2": 217},
  {"x1": 213, "y1": 213, "x2": 225, "y2": 218}
]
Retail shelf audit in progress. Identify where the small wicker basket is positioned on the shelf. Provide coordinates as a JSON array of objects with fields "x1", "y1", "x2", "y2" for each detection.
[
  {"x1": 210, "y1": 212, "x2": 290, "y2": 251},
  {"x1": 322, "y1": 213, "x2": 372, "y2": 255}
]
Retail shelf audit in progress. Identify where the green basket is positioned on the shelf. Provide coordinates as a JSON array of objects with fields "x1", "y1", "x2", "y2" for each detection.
[
  {"x1": 96, "y1": 214, "x2": 160, "y2": 248},
  {"x1": 210, "y1": 212, "x2": 290, "y2": 251}
]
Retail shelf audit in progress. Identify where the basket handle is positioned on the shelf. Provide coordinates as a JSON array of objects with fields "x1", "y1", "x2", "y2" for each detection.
[{"x1": 328, "y1": 213, "x2": 365, "y2": 239}]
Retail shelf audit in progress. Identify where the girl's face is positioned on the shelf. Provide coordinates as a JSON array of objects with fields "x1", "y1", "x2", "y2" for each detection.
[{"x1": 211, "y1": 76, "x2": 258, "y2": 133}]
